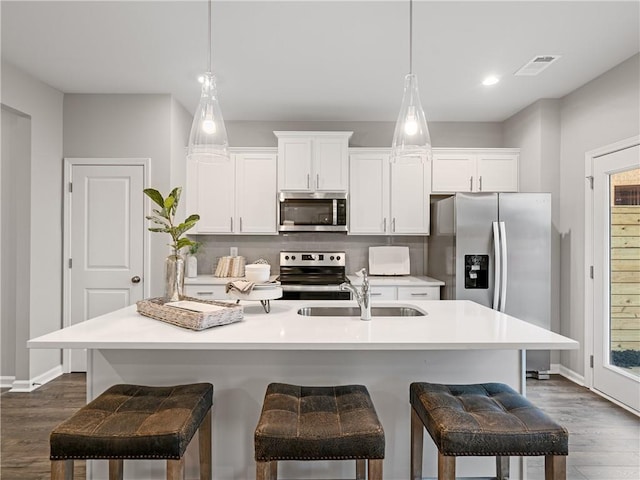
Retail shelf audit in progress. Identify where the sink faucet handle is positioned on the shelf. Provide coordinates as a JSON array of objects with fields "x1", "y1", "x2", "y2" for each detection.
[{"x1": 355, "y1": 268, "x2": 368, "y2": 278}]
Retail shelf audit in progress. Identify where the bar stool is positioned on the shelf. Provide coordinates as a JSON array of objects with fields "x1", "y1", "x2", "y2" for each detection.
[
  {"x1": 50, "y1": 383, "x2": 213, "y2": 480},
  {"x1": 410, "y1": 382, "x2": 568, "y2": 480},
  {"x1": 254, "y1": 383, "x2": 385, "y2": 480}
]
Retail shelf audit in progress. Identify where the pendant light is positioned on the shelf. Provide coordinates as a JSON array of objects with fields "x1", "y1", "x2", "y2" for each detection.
[
  {"x1": 187, "y1": 0, "x2": 229, "y2": 163},
  {"x1": 391, "y1": 0, "x2": 432, "y2": 162}
]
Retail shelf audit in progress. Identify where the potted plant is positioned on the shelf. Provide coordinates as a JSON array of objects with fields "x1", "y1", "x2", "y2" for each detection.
[{"x1": 144, "y1": 187, "x2": 199, "y2": 301}]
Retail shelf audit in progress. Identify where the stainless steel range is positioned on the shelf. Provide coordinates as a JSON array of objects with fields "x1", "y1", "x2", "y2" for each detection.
[{"x1": 279, "y1": 251, "x2": 351, "y2": 300}]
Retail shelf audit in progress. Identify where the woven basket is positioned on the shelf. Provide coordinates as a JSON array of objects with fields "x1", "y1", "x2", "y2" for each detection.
[{"x1": 136, "y1": 296, "x2": 243, "y2": 331}]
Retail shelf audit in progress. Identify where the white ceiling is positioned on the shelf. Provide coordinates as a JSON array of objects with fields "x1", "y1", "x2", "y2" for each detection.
[{"x1": 2, "y1": 0, "x2": 639, "y2": 122}]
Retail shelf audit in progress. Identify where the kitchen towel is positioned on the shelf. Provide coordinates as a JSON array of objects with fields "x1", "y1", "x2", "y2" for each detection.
[{"x1": 225, "y1": 280, "x2": 255, "y2": 295}]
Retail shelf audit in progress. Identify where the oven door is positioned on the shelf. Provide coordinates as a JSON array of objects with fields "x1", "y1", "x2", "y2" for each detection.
[{"x1": 281, "y1": 285, "x2": 351, "y2": 300}]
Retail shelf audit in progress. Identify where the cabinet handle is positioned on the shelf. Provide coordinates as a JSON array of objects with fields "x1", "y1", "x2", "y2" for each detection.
[
  {"x1": 470, "y1": 176, "x2": 473, "y2": 191},
  {"x1": 392, "y1": 218, "x2": 396, "y2": 232},
  {"x1": 239, "y1": 217, "x2": 243, "y2": 232},
  {"x1": 411, "y1": 292, "x2": 429, "y2": 296},
  {"x1": 197, "y1": 291, "x2": 214, "y2": 296},
  {"x1": 383, "y1": 218, "x2": 387, "y2": 232},
  {"x1": 230, "y1": 217, "x2": 233, "y2": 231},
  {"x1": 307, "y1": 174, "x2": 310, "y2": 189},
  {"x1": 479, "y1": 176, "x2": 483, "y2": 191},
  {"x1": 371, "y1": 292, "x2": 383, "y2": 296},
  {"x1": 316, "y1": 174, "x2": 319, "y2": 190}
]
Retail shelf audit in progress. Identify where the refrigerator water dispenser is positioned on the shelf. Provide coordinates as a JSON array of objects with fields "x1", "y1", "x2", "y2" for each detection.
[{"x1": 465, "y1": 255, "x2": 488, "y2": 289}]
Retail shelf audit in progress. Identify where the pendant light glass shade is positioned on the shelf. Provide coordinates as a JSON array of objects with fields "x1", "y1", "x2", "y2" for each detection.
[
  {"x1": 187, "y1": 72, "x2": 229, "y2": 162},
  {"x1": 391, "y1": 73, "x2": 432, "y2": 161}
]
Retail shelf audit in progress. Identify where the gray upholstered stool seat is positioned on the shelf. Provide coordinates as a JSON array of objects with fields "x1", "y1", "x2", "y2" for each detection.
[
  {"x1": 255, "y1": 383, "x2": 385, "y2": 480},
  {"x1": 50, "y1": 383, "x2": 213, "y2": 480},
  {"x1": 410, "y1": 382, "x2": 568, "y2": 480}
]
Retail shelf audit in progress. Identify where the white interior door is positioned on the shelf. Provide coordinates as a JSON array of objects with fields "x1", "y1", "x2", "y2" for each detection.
[
  {"x1": 67, "y1": 162, "x2": 145, "y2": 371},
  {"x1": 593, "y1": 144, "x2": 640, "y2": 412}
]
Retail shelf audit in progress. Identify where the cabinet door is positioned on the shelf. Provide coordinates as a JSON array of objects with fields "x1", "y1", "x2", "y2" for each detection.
[
  {"x1": 186, "y1": 158, "x2": 235, "y2": 233},
  {"x1": 431, "y1": 153, "x2": 475, "y2": 193},
  {"x1": 397, "y1": 286, "x2": 440, "y2": 300},
  {"x1": 390, "y1": 156, "x2": 431, "y2": 234},
  {"x1": 278, "y1": 137, "x2": 313, "y2": 191},
  {"x1": 314, "y1": 136, "x2": 349, "y2": 191},
  {"x1": 349, "y1": 153, "x2": 389, "y2": 234},
  {"x1": 369, "y1": 286, "x2": 397, "y2": 300},
  {"x1": 184, "y1": 284, "x2": 228, "y2": 300},
  {"x1": 236, "y1": 153, "x2": 278, "y2": 234},
  {"x1": 476, "y1": 153, "x2": 519, "y2": 192}
]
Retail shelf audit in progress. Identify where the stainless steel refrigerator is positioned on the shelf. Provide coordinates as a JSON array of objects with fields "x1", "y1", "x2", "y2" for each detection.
[{"x1": 429, "y1": 192, "x2": 552, "y2": 375}]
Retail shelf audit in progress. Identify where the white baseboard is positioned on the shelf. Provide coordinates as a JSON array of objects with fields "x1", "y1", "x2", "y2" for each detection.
[
  {"x1": 558, "y1": 364, "x2": 585, "y2": 386},
  {"x1": 549, "y1": 363, "x2": 561, "y2": 374},
  {"x1": 1, "y1": 376, "x2": 16, "y2": 389},
  {"x1": 8, "y1": 365, "x2": 63, "y2": 392}
]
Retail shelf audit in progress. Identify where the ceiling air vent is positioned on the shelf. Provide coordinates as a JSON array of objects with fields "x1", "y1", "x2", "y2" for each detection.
[{"x1": 514, "y1": 55, "x2": 561, "y2": 76}]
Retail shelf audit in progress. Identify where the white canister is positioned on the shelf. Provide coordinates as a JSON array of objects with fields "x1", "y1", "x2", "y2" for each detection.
[
  {"x1": 245, "y1": 264, "x2": 270, "y2": 283},
  {"x1": 186, "y1": 255, "x2": 198, "y2": 278}
]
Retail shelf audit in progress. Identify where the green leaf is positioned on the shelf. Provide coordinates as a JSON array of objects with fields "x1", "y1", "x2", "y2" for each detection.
[
  {"x1": 164, "y1": 196, "x2": 175, "y2": 210},
  {"x1": 149, "y1": 227, "x2": 169, "y2": 233},
  {"x1": 184, "y1": 214, "x2": 200, "y2": 223},
  {"x1": 175, "y1": 238, "x2": 194, "y2": 251},
  {"x1": 152, "y1": 208, "x2": 170, "y2": 220},
  {"x1": 143, "y1": 188, "x2": 164, "y2": 208}
]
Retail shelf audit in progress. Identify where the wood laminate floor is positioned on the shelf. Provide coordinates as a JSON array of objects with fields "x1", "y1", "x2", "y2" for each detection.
[{"x1": 1, "y1": 374, "x2": 638, "y2": 479}]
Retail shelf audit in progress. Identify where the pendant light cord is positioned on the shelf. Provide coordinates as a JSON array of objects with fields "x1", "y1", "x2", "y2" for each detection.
[
  {"x1": 409, "y1": 0, "x2": 413, "y2": 74},
  {"x1": 207, "y1": 0, "x2": 212, "y2": 73}
]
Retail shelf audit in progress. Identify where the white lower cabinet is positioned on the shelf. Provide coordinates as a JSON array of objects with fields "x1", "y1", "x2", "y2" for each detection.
[
  {"x1": 186, "y1": 149, "x2": 278, "y2": 234},
  {"x1": 184, "y1": 284, "x2": 228, "y2": 300},
  {"x1": 397, "y1": 286, "x2": 440, "y2": 300},
  {"x1": 349, "y1": 149, "x2": 431, "y2": 235},
  {"x1": 369, "y1": 286, "x2": 441, "y2": 301}
]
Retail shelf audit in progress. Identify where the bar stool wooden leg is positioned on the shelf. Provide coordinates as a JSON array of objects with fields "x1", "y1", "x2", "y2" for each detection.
[
  {"x1": 496, "y1": 456, "x2": 509, "y2": 479},
  {"x1": 356, "y1": 459, "x2": 366, "y2": 479},
  {"x1": 199, "y1": 409, "x2": 212, "y2": 480},
  {"x1": 437, "y1": 453, "x2": 455, "y2": 480},
  {"x1": 109, "y1": 459, "x2": 124, "y2": 480},
  {"x1": 270, "y1": 460, "x2": 277, "y2": 479},
  {"x1": 167, "y1": 457, "x2": 185, "y2": 480},
  {"x1": 367, "y1": 459, "x2": 383, "y2": 480},
  {"x1": 411, "y1": 407, "x2": 424, "y2": 480},
  {"x1": 545, "y1": 455, "x2": 566, "y2": 480},
  {"x1": 256, "y1": 460, "x2": 272, "y2": 480},
  {"x1": 51, "y1": 459, "x2": 73, "y2": 480}
]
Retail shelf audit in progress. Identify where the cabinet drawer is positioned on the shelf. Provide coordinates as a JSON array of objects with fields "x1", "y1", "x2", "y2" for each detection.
[
  {"x1": 369, "y1": 286, "x2": 397, "y2": 300},
  {"x1": 184, "y1": 285, "x2": 228, "y2": 300},
  {"x1": 397, "y1": 286, "x2": 440, "y2": 300}
]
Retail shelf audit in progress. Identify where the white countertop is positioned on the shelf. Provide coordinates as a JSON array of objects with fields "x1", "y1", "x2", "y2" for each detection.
[
  {"x1": 28, "y1": 300, "x2": 577, "y2": 351},
  {"x1": 186, "y1": 274, "x2": 444, "y2": 287}
]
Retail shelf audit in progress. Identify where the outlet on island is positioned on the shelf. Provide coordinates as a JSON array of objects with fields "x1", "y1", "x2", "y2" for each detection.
[{"x1": 230, "y1": 246, "x2": 238, "y2": 257}]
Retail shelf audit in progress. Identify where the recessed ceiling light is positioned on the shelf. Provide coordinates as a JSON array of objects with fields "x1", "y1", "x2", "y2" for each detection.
[{"x1": 482, "y1": 75, "x2": 500, "y2": 86}]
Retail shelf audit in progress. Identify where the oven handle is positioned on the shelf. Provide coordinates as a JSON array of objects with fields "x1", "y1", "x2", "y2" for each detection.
[{"x1": 281, "y1": 284, "x2": 344, "y2": 292}]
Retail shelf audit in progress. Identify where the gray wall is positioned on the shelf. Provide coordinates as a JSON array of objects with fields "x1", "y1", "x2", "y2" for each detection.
[
  {"x1": 1, "y1": 61, "x2": 64, "y2": 386},
  {"x1": 63, "y1": 93, "x2": 186, "y2": 298},
  {"x1": 558, "y1": 53, "x2": 640, "y2": 377},
  {"x1": 226, "y1": 120, "x2": 503, "y2": 148}
]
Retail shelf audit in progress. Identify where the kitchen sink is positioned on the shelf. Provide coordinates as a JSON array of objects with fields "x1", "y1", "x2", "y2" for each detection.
[{"x1": 296, "y1": 306, "x2": 426, "y2": 317}]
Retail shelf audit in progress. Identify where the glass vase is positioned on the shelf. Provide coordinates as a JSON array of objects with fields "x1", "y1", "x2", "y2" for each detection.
[{"x1": 164, "y1": 254, "x2": 185, "y2": 302}]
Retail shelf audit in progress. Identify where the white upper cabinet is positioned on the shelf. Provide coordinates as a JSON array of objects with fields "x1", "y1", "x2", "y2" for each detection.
[
  {"x1": 275, "y1": 131, "x2": 352, "y2": 192},
  {"x1": 431, "y1": 148, "x2": 519, "y2": 193},
  {"x1": 186, "y1": 148, "x2": 278, "y2": 235},
  {"x1": 349, "y1": 149, "x2": 431, "y2": 235}
]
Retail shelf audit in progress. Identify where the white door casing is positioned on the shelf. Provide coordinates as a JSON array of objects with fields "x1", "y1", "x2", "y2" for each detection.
[
  {"x1": 586, "y1": 137, "x2": 640, "y2": 413},
  {"x1": 64, "y1": 159, "x2": 148, "y2": 372}
]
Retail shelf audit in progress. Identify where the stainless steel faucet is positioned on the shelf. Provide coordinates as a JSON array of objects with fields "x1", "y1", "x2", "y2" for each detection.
[{"x1": 340, "y1": 268, "x2": 371, "y2": 321}]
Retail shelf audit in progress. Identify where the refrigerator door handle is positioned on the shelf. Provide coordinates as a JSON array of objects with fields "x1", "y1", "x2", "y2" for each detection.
[
  {"x1": 492, "y1": 221, "x2": 501, "y2": 310},
  {"x1": 499, "y1": 221, "x2": 508, "y2": 312}
]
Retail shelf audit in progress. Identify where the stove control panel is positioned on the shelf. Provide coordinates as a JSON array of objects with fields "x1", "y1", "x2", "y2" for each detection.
[{"x1": 280, "y1": 251, "x2": 346, "y2": 267}]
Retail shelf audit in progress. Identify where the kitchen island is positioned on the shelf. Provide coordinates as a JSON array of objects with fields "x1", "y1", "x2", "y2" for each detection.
[{"x1": 29, "y1": 300, "x2": 577, "y2": 480}]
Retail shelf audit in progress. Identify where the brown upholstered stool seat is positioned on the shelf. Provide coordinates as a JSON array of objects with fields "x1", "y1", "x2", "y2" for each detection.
[
  {"x1": 50, "y1": 383, "x2": 213, "y2": 480},
  {"x1": 410, "y1": 382, "x2": 568, "y2": 480},
  {"x1": 255, "y1": 383, "x2": 384, "y2": 480}
]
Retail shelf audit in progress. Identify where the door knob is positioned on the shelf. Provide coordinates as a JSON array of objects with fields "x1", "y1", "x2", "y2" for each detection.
[{"x1": 131, "y1": 276, "x2": 141, "y2": 284}]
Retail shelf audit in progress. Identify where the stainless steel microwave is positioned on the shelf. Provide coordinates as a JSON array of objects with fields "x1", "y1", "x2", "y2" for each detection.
[{"x1": 278, "y1": 192, "x2": 348, "y2": 232}]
